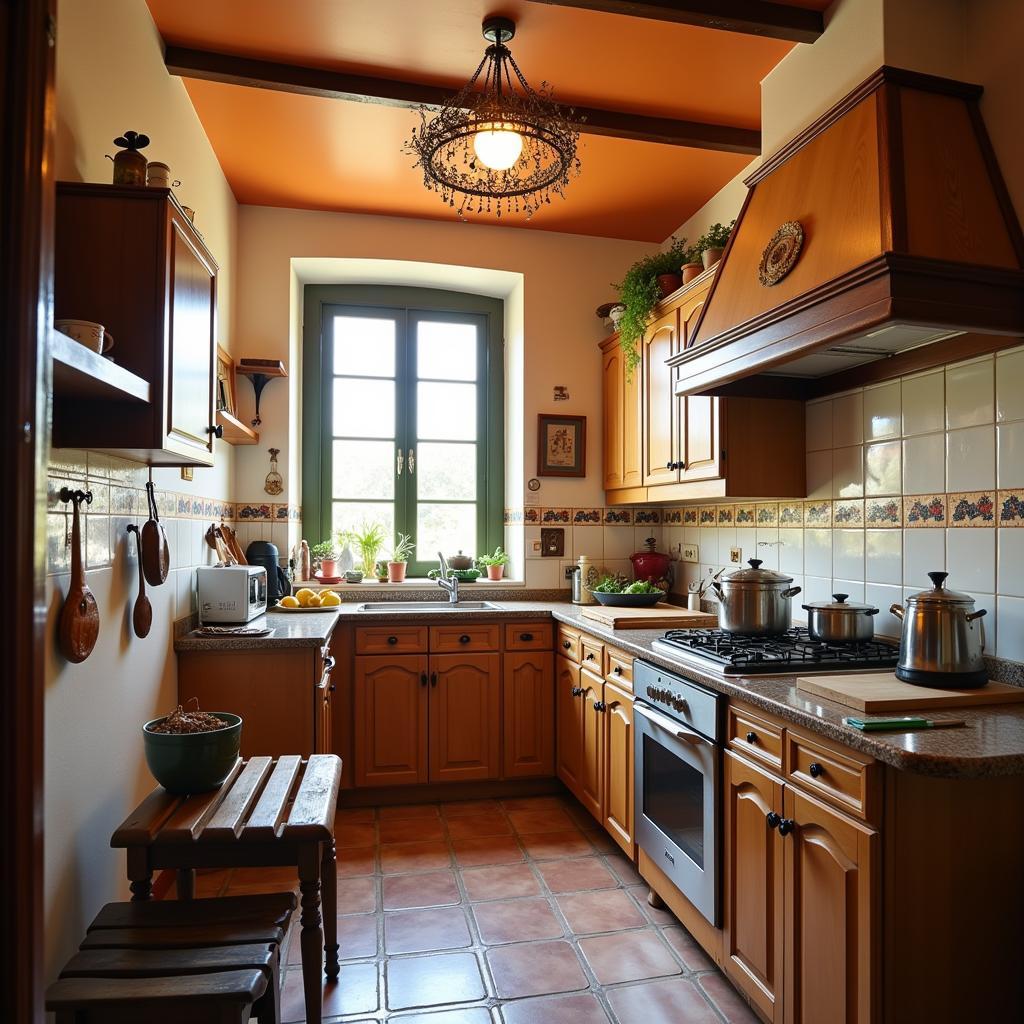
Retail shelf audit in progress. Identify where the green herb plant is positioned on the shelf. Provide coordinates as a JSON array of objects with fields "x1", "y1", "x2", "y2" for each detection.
[
  {"x1": 311, "y1": 539, "x2": 336, "y2": 562},
  {"x1": 590, "y1": 574, "x2": 664, "y2": 595},
  {"x1": 476, "y1": 546, "x2": 510, "y2": 568},
  {"x1": 390, "y1": 532, "x2": 415, "y2": 564},
  {"x1": 692, "y1": 220, "x2": 735, "y2": 261},
  {"x1": 339, "y1": 521, "x2": 387, "y2": 577}
]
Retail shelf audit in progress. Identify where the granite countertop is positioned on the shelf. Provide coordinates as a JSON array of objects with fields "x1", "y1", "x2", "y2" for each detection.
[{"x1": 174, "y1": 599, "x2": 1024, "y2": 778}]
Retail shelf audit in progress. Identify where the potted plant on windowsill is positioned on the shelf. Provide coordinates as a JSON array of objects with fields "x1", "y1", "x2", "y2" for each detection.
[
  {"x1": 477, "y1": 546, "x2": 511, "y2": 582},
  {"x1": 387, "y1": 533, "x2": 414, "y2": 583},
  {"x1": 311, "y1": 539, "x2": 338, "y2": 578},
  {"x1": 694, "y1": 220, "x2": 735, "y2": 271},
  {"x1": 614, "y1": 236, "x2": 689, "y2": 378},
  {"x1": 341, "y1": 521, "x2": 387, "y2": 579}
]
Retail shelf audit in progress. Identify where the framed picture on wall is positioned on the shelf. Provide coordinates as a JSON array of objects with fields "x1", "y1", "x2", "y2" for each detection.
[
  {"x1": 537, "y1": 414, "x2": 586, "y2": 477},
  {"x1": 216, "y1": 344, "x2": 236, "y2": 415}
]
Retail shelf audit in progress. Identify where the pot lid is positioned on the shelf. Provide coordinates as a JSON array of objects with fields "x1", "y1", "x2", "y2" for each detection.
[
  {"x1": 802, "y1": 593, "x2": 879, "y2": 613},
  {"x1": 723, "y1": 558, "x2": 793, "y2": 585},
  {"x1": 907, "y1": 571, "x2": 976, "y2": 606}
]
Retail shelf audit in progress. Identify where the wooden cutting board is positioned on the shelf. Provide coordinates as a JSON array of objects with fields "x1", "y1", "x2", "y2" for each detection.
[
  {"x1": 797, "y1": 672, "x2": 1024, "y2": 711},
  {"x1": 579, "y1": 603, "x2": 718, "y2": 630}
]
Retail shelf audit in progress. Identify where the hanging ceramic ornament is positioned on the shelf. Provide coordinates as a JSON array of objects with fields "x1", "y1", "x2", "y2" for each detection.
[{"x1": 264, "y1": 447, "x2": 284, "y2": 496}]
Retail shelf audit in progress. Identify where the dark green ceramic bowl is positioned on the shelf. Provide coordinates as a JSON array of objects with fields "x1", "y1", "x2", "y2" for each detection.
[{"x1": 142, "y1": 712, "x2": 242, "y2": 794}]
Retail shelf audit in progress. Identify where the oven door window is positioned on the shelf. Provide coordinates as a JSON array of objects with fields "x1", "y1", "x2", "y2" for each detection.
[{"x1": 642, "y1": 733, "x2": 705, "y2": 870}]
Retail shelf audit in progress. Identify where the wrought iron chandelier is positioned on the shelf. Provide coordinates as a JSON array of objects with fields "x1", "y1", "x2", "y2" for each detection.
[{"x1": 404, "y1": 17, "x2": 581, "y2": 219}]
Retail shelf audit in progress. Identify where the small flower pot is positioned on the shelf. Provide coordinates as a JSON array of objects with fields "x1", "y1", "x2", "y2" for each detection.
[
  {"x1": 320, "y1": 558, "x2": 338, "y2": 578},
  {"x1": 387, "y1": 561, "x2": 407, "y2": 583},
  {"x1": 701, "y1": 247, "x2": 724, "y2": 270},
  {"x1": 681, "y1": 262, "x2": 703, "y2": 284},
  {"x1": 656, "y1": 273, "x2": 682, "y2": 297},
  {"x1": 486, "y1": 564, "x2": 505, "y2": 581},
  {"x1": 374, "y1": 560, "x2": 389, "y2": 582}
]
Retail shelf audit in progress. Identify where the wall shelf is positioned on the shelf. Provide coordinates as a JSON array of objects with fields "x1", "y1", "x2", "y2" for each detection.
[
  {"x1": 217, "y1": 409, "x2": 259, "y2": 445},
  {"x1": 237, "y1": 358, "x2": 287, "y2": 428},
  {"x1": 52, "y1": 330, "x2": 151, "y2": 405}
]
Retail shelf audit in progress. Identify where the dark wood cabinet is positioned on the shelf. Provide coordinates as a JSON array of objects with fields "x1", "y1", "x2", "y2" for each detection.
[{"x1": 53, "y1": 182, "x2": 218, "y2": 466}]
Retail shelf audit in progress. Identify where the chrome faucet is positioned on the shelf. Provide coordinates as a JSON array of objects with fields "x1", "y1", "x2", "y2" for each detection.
[{"x1": 436, "y1": 551, "x2": 460, "y2": 605}]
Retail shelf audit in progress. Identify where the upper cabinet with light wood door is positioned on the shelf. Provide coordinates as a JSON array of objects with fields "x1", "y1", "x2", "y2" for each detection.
[
  {"x1": 53, "y1": 183, "x2": 219, "y2": 466},
  {"x1": 600, "y1": 337, "x2": 642, "y2": 493}
]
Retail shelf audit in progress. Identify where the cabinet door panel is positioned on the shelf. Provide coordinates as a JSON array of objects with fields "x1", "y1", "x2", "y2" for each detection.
[
  {"x1": 503, "y1": 652, "x2": 555, "y2": 778},
  {"x1": 623, "y1": 350, "x2": 643, "y2": 488},
  {"x1": 724, "y1": 752, "x2": 785, "y2": 1023},
  {"x1": 784, "y1": 788, "x2": 877, "y2": 1024},
  {"x1": 429, "y1": 653, "x2": 501, "y2": 783},
  {"x1": 578, "y1": 670, "x2": 604, "y2": 822},
  {"x1": 642, "y1": 309, "x2": 679, "y2": 487},
  {"x1": 354, "y1": 655, "x2": 428, "y2": 787},
  {"x1": 556, "y1": 655, "x2": 583, "y2": 795},
  {"x1": 602, "y1": 345, "x2": 624, "y2": 490},
  {"x1": 602, "y1": 680, "x2": 634, "y2": 857}
]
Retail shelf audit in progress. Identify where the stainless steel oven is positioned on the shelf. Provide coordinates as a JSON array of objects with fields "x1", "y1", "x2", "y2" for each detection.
[{"x1": 633, "y1": 660, "x2": 722, "y2": 926}]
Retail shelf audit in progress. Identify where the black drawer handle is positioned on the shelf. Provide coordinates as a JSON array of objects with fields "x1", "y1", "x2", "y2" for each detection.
[
  {"x1": 808, "y1": 762, "x2": 824, "y2": 779},
  {"x1": 766, "y1": 811, "x2": 780, "y2": 829},
  {"x1": 387, "y1": 635, "x2": 398, "y2": 646},
  {"x1": 777, "y1": 818, "x2": 795, "y2": 837},
  {"x1": 328, "y1": 684, "x2": 336, "y2": 693},
  {"x1": 430, "y1": 671, "x2": 438, "y2": 687},
  {"x1": 563, "y1": 640, "x2": 572, "y2": 650},
  {"x1": 459, "y1": 634, "x2": 471, "y2": 644},
  {"x1": 586, "y1": 652, "x2": 595, "y2": 661},
  {"x1": 520, "y1": 632, "x2": 534, "y2": 641},
  {"x1": 594, "y1": 700, "x2": 606, "y2": 712},
  {"x1": 207, "y1": 424, "x2": 224, "y2": 439},
  {"x1": 746, "y1": 731, "x2": 757, "y2": 744},
  {"x1": 613, "y1": 666, "x2": 623, "y2": 676},
  {"x1": 571, "y1": 686, "x2": 583, "y2": 697},
  {"x1": 420, "y1": 672, "x2": 428, "y2": 687}
]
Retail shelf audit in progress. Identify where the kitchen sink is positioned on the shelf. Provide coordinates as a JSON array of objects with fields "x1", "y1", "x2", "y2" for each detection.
[{"x1": 356, "y1": 601, "x2": 501, "y2": 612}]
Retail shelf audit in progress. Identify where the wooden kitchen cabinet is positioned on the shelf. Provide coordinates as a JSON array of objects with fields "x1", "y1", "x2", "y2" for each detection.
[
  {"x1": 556, "y1": 654, "x2": 584, "y2": 794},
  {"x1": 602, "y1": 679, "x2": 635, "y2": 858},
  {"x1": 577, "y1": 669, "x2": 605, "y2": 821},
  {"x1": 53, "y1": 183, "x2": 218, "y2": 466},
  {"x1": 601, "y1": 336, "x2": 642, "y2": 492},
  {"x1": 429, "y1": 653, "x2": 501, "y2": 783},
  {"x1": 503, "y1": 651, "x2": 555, "y2": 778},
  {"x1": 641, "y1": 306, "x2": 680, "y2": 488}
]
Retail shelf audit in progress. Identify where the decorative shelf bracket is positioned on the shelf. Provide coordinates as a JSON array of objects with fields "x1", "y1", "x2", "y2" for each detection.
[{"x1": 236, "y1": 359, "x2": 287, "y2": 428}]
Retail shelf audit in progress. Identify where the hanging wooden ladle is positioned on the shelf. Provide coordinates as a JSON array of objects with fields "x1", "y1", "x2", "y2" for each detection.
[
  {"x1": 126, "y1": 524, "x2": 152, "y2": 638},
  {"x1": 58, "y1": 488, "x2": 100, "y2": 663}
]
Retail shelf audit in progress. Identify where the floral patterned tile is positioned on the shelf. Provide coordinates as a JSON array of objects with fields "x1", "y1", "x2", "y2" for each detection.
[
  {"x1": 523, "y1": 508, "x2": 540, "y2": 524},
  {"x1": 755, "y1": 503, "x2": 779, "y2": 527},
  {"x1": 572, "y1": 508, "x2": 602, "y2": 524},
  {"x1": 734, "y1": 504, "x2": 756, "y2": 528},
  {"x1": 778, "y1": 503, "x2": 803, "y2": 528},
  {"x1": 682, "y1": 508, "x2": 699, "y2": 526},
  {"x1": 998, "y1": 490, "x2": 1024, "y2": 527},
  {"x1": 272, "y1": 504, "x2": 291, "y2": 520},
  {"x1": 865, "y1": 498, "x2": 901, "y2": 528},
  {"x1": 948, "y1": 491, "x2": 996, "y2": 527},
  {"x1": 635, "y1": 509, "x2": 661, "y2": 525},
  {"x1": 662, "y1": 509, "x2": 683, "y2": 525},
  {"x1": 237, "y1": 502, "x2": 274, "y2": 521},
  {"x1": 833, "y1": 499, "x2": 864, "y2": 527},
  {"x1": 604, "y1": 508, "x2": 633, "y2": 526},
  {"x1": 803, "y1": 500, "x2": 833, "y2": 528},
  {"x1": 904, "y1": 494, "x2": 946, "y2": 528},
  {"x1": 541, "y1": 507, "x2": 571, "y2": 524},
  {"x1": 698, "y1": 506, "x2": 717, "y2": 527},
  {"x1": 716, "y1": 505, "x2": 734, "y2": 526}
]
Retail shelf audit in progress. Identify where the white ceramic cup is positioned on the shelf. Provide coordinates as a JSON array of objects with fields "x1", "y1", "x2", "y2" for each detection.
[{"x1": 55, "y1": 319, "x2": 114, "y2": 355}]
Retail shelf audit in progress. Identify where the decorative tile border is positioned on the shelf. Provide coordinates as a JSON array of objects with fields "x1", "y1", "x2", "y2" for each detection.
[
  {"x1": 523, "y1": 507, "x2": 540, "y2": 524},
  {"x1": 663, "y1": 509, "x2": 683, "y2": 525},
  {"x1": 603, "y1": 508, "x2": 633, "y2": 525},
  {"x1": 778, "y1": 503, "x2": 803, "y2": 528},
  {"x1": 998, "y1": 490, "x2": 1024, "y2": 526},
  {"x1": 735, "y1": 504, "x2": 756, "y2": 527},
  {"x1": 572, "y1": 507, "x2": 602, "y2": 524},
  {"x1": 865, "y1": 498, "x2": 901, "y2": 528},
  {"x1": 715, "y1": 505, "x2": 734, "y2": 526},
  {"x1": 635, "y1": 508, "x2": 661, "y2": 525},
  {"x1": 755, "y1": 503, "x2": 779, "y2": 527},
  {"x1": 904, "y1": 495, "x2": 946, "y2": 527},
  {"x1": 833, "y1": 498, "x2": 864, "y2": 527},
  {"x1": 682, "y1": 507, "x2": 699, "y2": 526},
  {"x1": 948, "y1": 491, "x2": 996, "y2": 527},
  {"x1": 699, "y1": 506, "x2": 717, "y2": 526},
  {"x1": 803, "y1": 500, "x2": 833, "y2": 528},
  {"x1": 540, "y1": 507, "x2": 571, "y2": 524}
]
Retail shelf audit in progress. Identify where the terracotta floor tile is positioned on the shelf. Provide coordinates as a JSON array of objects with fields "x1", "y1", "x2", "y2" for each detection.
[
  {"x1": 472, "y1": 897, "x2": 564, "y2": 944},
  {"x1": 386, "y1": 952, "x2": 486, "y2": 1010},
  {"x1": 500, "y1": 795, "x2": 569, "y2": 812},
  {"x1": 383, "y1": 869, "x2": 461, "y2": 911},
  {"x1": 699, "y1": 972, "x2": 763, "y2": 1022},
  {"x1": 581, "y1": 829, "x2": 619, "y2": 855},
  {"x1": 384, "y1": 906, "x2": 473, "y2": 954},
  {"x1": 337, "y1": 822, "x2": 378, "y2": 848},
  {"x1": 441, "y1": 799, "x2": 503, "y2": 817},
  {"x1": 445, "y1": 812, "x2": 513, "y2": 839},
  {"x1": 500, "y1": 992, "x2": 611, "y2": 1024},
  {"x1": 380, "y1": 816, "x2": 448, "y2": 844},
  {"x1": 520, "y1": 830, "x2": 595, "y2": 861},
  {"x1": 606, "y1": 854, "x2": 644, "y2": 886},
  {"x1": 536, "y1": 856, "x2": 618, "y2": 894},
  {"x1": 290, "y1": 913, "x2": 378, "y2": 963},
  {"x1": 336, "y1": 806, "x2": 376, "y2": 824},
  {"x1": 579, "y1": 930, "x2": 681, "y2": 986},
  {"x1": 486, "y1": 939, "x2": 589, "y2": 999},
  {"x1": 452, "y1": 836, "x2": 524, "y2": 867},
  {"x1": 606, "y1": 977, "x2": 720, "y2": 1024},
  {"x1": 381, "y1": 841, "x2": 452, "y2": 875},
  {"x1": 564, "y1": 800, "x2": 600, "y2": 829},
  {"x1": 336, "y1": 845, "x2": 376, "y2": 877},
  {"x1": 460, "y1": 863, "x2": 541, "y2": 901},
  {"x1": 628, "y1": 884, "x2": 678, "y2": 926},
  {"x1": 391, "y1": 1008, "x2": 492, "y2": 1024},
  {"x1": 380, "y1": 803, "x2": 441, "y2": 821},
  {"x1": 662, "y1": 925, "x2": 716, "y2": 972},
  {"x1": 507, "y1": 807, "x2": 578, "y2": 834},
  {"x1": 556, "y1": 889, "x2": 646, "y2": 934},
  {"x1": 280, "y1": 961, "x2": 379, "y2": 1022},
  {"x1": 337, "y1": 875, "x2": 378, "y2": 915}
]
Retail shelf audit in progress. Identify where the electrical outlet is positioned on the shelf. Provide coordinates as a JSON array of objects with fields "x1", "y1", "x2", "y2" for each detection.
[
  {"x1": 682, "y1": 544, "x2": 699, "y2": 563},
  {"x1": 730, "y1": 546, "x2": 743, "y2": 564}
]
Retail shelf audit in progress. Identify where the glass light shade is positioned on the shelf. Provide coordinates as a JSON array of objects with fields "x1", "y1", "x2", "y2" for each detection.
[{"x1": 473, "y1": 124, "x2": 523, "y2": 170}]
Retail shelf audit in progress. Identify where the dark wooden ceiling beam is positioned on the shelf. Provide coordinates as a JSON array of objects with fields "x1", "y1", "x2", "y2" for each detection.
[
  {"x1": 163, "y1": 45, "x2": 761, "y2": 155},
  {"x1": 523, "y1": 0, "x2": 824, "y2": 42}
]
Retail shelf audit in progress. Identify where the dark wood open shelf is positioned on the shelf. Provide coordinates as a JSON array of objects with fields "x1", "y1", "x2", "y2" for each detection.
[{"x1": 51, "y1": 330, "x2": 150, "y2": 405}]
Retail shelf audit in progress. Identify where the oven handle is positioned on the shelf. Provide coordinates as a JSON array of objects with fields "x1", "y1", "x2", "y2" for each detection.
[{"x1": 634, "y1": 702, "x2": 709, "y2": 746}]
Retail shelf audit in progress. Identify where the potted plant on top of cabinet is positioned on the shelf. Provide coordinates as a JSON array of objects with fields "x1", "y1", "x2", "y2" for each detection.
[
  {"x1": 477, "y1": 546, "x2": 511, "y2": 581},
  {"x1": 694, "y1": 220, "x2": 735, "y2": 270},
  {"x1": 387, "y1": 533, "x2": 415, "y2": 583},
  {"x1": 680, "y1": 243, "x2": 704, "y2": 284}
]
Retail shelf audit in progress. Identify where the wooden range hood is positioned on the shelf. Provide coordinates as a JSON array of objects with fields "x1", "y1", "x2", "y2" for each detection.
[{"x1": 670, "y1": 66, "x2": 1024, "y2": 399}]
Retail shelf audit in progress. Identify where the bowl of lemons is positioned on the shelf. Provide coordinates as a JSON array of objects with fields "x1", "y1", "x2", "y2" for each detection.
[{"x1": 277, "y1": 587, "x2": 342, "y2": 611}]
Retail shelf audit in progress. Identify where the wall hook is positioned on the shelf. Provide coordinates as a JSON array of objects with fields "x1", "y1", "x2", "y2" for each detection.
[{"x1": 59, "y1": 487, "x2": 93, "y2": 506}]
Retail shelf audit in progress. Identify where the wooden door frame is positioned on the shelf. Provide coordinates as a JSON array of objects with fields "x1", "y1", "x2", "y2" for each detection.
[{"x1": 0, "y1": 0, "x2": 54, "y2": 1021}]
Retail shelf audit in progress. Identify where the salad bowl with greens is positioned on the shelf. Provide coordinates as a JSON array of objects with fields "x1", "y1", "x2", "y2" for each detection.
[{"x1": 588, "y1": 575, "x2": 666, "y2": 608}]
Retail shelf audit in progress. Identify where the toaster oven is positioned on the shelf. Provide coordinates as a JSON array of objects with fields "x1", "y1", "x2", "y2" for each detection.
[{"x1": 197, "y1": 565, "x2": 268, "y2": 623}]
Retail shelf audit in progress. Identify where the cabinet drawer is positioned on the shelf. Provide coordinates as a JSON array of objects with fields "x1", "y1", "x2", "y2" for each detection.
[
  {"x1": 430, "y1": 624, "x2": 501, "y2": 652},
  {"x1": 557, "y1": 626, "x2": 581, "y2": 663},
  {"x1": 581, "y1": 636, "x2": 604, "y2": 671},
  {"x1": 355, "y1": 626, "x2": 428, "y2": 655},
  {"x1": 604, "y1": 647, "x2": 633, "y2": 691},
  {"x1": 504, "y1": 622, "x2": 553, "y2": 650},
  {"x1": 786, "y1": 728, "x2": 878, "y2": 823},
  {"x1": 727, "y1": 704, "x2": 783, "y2": 771}
]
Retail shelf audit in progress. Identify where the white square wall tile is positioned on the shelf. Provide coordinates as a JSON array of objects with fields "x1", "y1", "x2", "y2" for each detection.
[
  {"x1": 866, "y1": 530, "x2": 902, "y2": 585},
  {"x1": 997, "y1": 420, "x2": 1024, "y2": 489},
  {"x1": 779, "y1": 530, "x2": 805, "y2": 575},
  {"x1": 996, "y1": 346, "x2": 1024, "y2": 423},
  {"x1": 717, "y1": 527, "x2": 738, "y2": 566},
  {"x1": 603, "y1": 527, "x2": 634, "y2": 560},
  {"x1": 728, "y1": 534, "x2": 752, "y2": 567},
  {"x1": 998, "y1": 529, "x2": 1024, "y2": 598},
  {"x1": 904, "y1": 529, "x2": 945, "y2": 586},
  {"x1": 865, "y1": 441, "x2": 901, "y2": 496},
  {"x1": 832, "y1": 579, "x2": 865, "y2": 601},
  {"x1": 806, "y1": 451, "x2": 833, "y2": 500},
  {"x1": 946, "y1": 355, "x2": 994, "y2": 429},
  {"x1": 996, "y1": 596, "x2": 1024, "y2": 661},
  {"x1": 946, "y1": 528, "x2": 996, "y2": 594},
  {"x1": 961, "y1": 592, "x2": 995, "y2": 655},
  {"x1": 902, "y1": 368, "x2": 944, "y2": 436},
  {"x1": 946, "y1": 425, "x2": 995, "y2": 492},
  {"x1": 525, "y1": 559, "x2": 560, "y2": 588},
  {"x1": 572, "y1": 526, "x2": 603, "y2": 561},
  {"x1": 805, "y1": 529, "x2": 833, "y2": 578},
  {"x1": 832, "y1": 445, "x2": 864, "y2": 499},
  {"x1": 834, "y1": 530, "x2": 865, "y2": 581},
  {"x1": 865, "y1": 583, "x2": 904, "y2": 641},
  {"x1": 902, "y1": 433, "x2": 945, "y2": 495},
  {"x1": 755, "y1": 528, "x2": 780, "y2": 570},
  {"x1": 833, "y1": 392, "x2": 864, "y2": 447},
  {"x1": 803, "y1": 575, "x2": 833, "y2": 606},
  {"x1": 863, "y1": 380, "x2": 901, "y2": 440},
  {"x1": 806, "y1": 399, "x2": 833, "y2": 451}
]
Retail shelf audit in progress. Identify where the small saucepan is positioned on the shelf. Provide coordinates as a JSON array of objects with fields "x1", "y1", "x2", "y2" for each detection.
[{"x1": 802, "y1": 593, "x2": 879, "y2": 643}]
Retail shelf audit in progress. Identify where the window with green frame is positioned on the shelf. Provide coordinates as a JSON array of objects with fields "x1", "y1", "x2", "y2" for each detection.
[{"x1": 302, "y1": 286, "x2": 504, "y2": 578}]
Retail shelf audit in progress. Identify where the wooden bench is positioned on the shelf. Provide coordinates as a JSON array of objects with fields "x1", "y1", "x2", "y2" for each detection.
[{"x1": 46, "y1": 892, "x2": 296, "y2": 1024}]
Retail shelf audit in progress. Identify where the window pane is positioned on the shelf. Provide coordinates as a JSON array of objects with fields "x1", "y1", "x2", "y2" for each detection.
[
  {"x1": 417, "y1": 442, "x2": 476, "y2": 501},
  {"x1": 416, "y1": 503, "x2": 476, "y2": 561},
  {"x1": 333, "y1": 316, "x2": 396, "y2": 377},
  {"x1": 333, "y1": 378, "x2": 394, "y2": 438},
  {"x1": 417, "y1": 321, "x2": 477, "y2": 381},
  {"x1": 417, "y1": 382, "x2": 476, "y2": 440},
  {"x1": 332, "y1": 440, "x2": 394, "y2": 500},
  {"x1": 332, "y1": 502, "x2": 394, "y2": 546}
]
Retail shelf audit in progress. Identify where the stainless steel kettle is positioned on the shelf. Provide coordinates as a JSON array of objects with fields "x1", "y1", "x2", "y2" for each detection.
[{"x1": 889, "y1": 572, "x2": 988, "y2": 688}]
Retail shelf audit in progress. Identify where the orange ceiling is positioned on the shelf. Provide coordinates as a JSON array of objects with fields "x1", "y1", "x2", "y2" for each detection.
[{"x1": 145, "y1": 0, "x2": 830, "y2": 240}]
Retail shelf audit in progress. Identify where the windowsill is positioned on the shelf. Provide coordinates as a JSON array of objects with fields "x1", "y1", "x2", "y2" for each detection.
[{"x1": 297, "y1": 578, "x2": 526, "y2": 590}]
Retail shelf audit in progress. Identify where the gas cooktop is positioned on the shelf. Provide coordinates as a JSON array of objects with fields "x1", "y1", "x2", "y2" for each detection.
[{"x1": 652, "y1": 627, "x2": 900, "y2": 676}]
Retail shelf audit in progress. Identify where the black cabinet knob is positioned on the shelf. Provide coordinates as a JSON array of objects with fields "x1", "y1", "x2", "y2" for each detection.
[
  {"x1": 571, "y1": 686, "x2": 583, "y2": 697},
  {"x1": 766, "y1": 812, "x2": 781, "y2": 829},
  {"x1": 613, "y1": 666, "x2": 622, "y2": 675},
  {"x1": 746, "y1": 731, "x2": 757, "y2": 744},
  {"x1": 563, "y1": 640, "x2": 572, "y2": 650},
  {"x1": 387, "y1": 635, "x2": 398, "y2": 645},
  {"x1": 420, "y1": 672, "x2": 428, "y2": 687},
  {"x1": 808, "y1": 762, "x2": 824, "y2": 779},
  {"x1": 208, "y1": 424, "x2": 224, "y2": 439},
  {"x1": 430, "y1": 671, "x2": 438, "y2": 687},
  {"x1": 777, "y1": 818, "x2": 795, "y2": 837},
  {"x1": 666, "y1": 460, "x2": 673, "y2": 470},
  {"x1": 594, "y1": 700, "x2": 606, "y2": 712},
  {"x1": 586, "y1": 652, "x2": 595, "y2": 661},
  {"x1": 459, "y1": 634, "x2": 471, "y2": 644},
  {"x1": 520, "y1": 632, "x2": 533, "y2": 641},
  {"x1": 328, "y1": 684, "x2": 336, "y2": 693}
]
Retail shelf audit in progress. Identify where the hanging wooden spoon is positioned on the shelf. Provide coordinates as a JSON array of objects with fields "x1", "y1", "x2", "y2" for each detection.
[
  {"x1": 58, "y1": 488, "x2": 100, "y2": 663},
  {"x1": 219, "y1": 523, "x2": 247, "y2": 565},
  {"x1": 126, "y1": 524, "x2": 152, "y2": 639}
]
